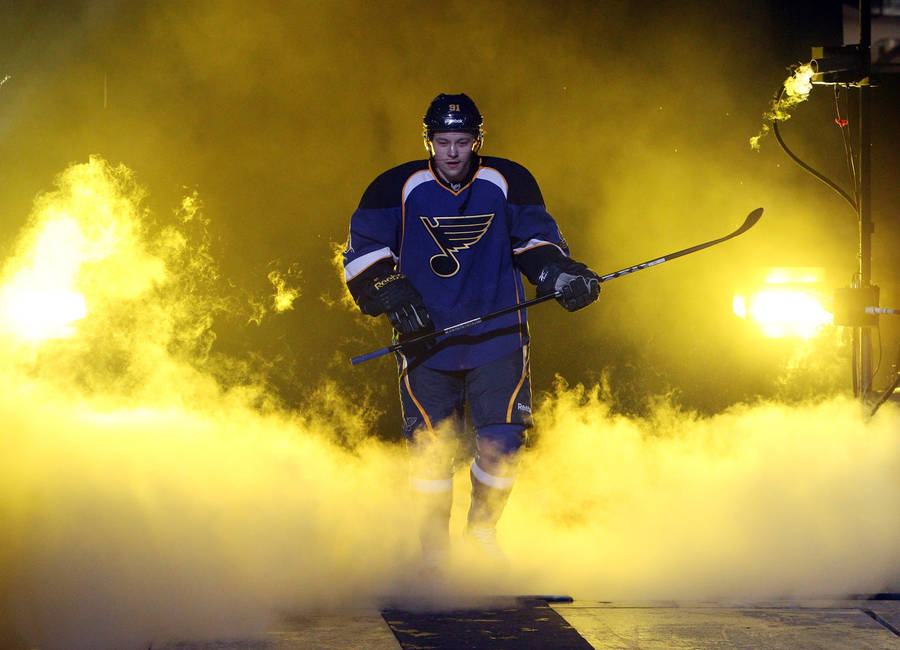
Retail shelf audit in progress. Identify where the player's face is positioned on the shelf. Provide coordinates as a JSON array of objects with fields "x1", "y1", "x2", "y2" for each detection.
[{"x1": 430, "y1": 132, "x2": 476, "y2": 184}]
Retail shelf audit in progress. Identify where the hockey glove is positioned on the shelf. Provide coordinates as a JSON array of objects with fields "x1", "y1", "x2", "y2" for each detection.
[
  {"x1": 536, "y1": 258, "x2": 601, "y2": 312},
  {"x1": 359, "y1": 272, "x2": 435, "y2": 339}
]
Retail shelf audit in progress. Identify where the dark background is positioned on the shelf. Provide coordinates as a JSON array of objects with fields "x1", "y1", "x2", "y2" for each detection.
[{"x1": 1, "y1": 0, "x2": 897, "y2": 438}]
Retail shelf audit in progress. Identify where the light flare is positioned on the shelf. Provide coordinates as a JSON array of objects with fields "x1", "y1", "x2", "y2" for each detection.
[
  {"x1": 763, "y1": 266, "x2": 823, "y2": 285},
  {"x1": 734, "y1": 267, "x2": 832, "y2": 338},
  {"x1": 742, "y1": 288, "x2": 833, "y2": 338},
  {"x1": 0, "y1": 216, "x2": 89, "y2": 341},
  {"x1": 0, "y1": 158, "x2": 180, "y2": 349},
  {"x1": 0, "y1": 283, "x2": 87, "y2": 341}
]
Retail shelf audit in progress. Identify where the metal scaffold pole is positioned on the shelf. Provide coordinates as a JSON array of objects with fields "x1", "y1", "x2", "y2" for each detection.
[{"x1": 856, "y1": 0, "x2": 874, "y2": 399}]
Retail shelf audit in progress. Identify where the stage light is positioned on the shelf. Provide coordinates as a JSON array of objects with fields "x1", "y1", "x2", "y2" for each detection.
[{"x1": 733, "y1": 267, "x2": 832, "y2": 339}]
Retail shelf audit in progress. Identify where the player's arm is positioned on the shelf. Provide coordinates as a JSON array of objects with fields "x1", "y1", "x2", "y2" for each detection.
[
  {"x1": 500, "y1": 159, "x2": 600, "y2": 312},
  {"x1": 343, "y1": 166, "x2": 435, "y2": 338}
]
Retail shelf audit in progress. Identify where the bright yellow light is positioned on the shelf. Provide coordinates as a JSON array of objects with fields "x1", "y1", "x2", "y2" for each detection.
[
  {"x1": 734, "y1": 288, "x2": 832, "y2": 339},
  {"x1": 0, "y1": 212, "x2": 91, "y2": 343},
  {"x1": 762, "y1": 267, "x2": 825, "y2": 285},
  {"x1": 734, "y1": 267, "x2": 831, "y2": 339},
  {"x1": 0, "y1": 283, "x2": 87, "y2": 341}
]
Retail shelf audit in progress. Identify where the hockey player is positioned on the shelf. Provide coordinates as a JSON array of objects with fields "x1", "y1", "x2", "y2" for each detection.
[{"x1": 343, "y1": 93, "x2": 600, "y2": 568}]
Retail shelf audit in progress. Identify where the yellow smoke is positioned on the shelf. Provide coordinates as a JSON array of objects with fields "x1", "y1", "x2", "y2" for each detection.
[
  {"x1": 1, "y1": 160, "x2": 897, "y2": 650},
  {"x1": 0, "y1": 158, "x2": 415, "y2": 648},
  {"x1": 247, "y1": 269, "x2": 302, "y2": 325},
  {"x1": 0, "y1": 160, "x2": 153, "y2": 345},
  {"x1": 268, "y1": 267, "x2": 301, "y2": 312},
  {"x1": 504, "y1": 381, "x2": 899, "y2": 600},
  {"x1": 750, "y1": 63, "x2": 815, "y2": 150}
]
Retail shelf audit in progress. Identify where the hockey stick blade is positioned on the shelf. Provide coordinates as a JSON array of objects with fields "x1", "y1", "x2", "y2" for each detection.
[
  {"x1": 598, "y1": 207, "x2": 764, "y2": 282},
  {"x1": 350, "y1": 207, "x2": 763, "y2": 365}
]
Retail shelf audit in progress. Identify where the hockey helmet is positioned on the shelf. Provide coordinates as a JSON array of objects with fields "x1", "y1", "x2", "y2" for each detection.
[{"x1": 423, "y1": 93, "x2": 484, "y2": 155}]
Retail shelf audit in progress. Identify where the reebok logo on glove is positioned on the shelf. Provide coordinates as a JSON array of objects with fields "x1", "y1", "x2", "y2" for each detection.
[
  {"x1": 373, "y1": 273, "x2": 403, "y2": 291},
  {"x1": 363, "y1": 272, "x2": 436, "y2": 345}
]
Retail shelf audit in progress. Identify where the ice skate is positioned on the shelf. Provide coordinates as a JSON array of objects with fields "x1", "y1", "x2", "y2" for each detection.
[{"x1": 464, "y1": 524, "x2": 509, "y2": 568}]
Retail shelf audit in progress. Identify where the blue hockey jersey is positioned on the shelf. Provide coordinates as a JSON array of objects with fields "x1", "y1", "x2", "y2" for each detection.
[{"x1": 343, "y1": 156, "x2": 569, "y2": 371}]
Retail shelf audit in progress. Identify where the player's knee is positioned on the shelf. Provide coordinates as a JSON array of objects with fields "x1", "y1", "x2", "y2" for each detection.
[
  {"x1": 475, "y1": 424, "x2": 526, "y2": 473},
  {"x1": 476, "y1": 424, "x2": 526, "y2": 454},
  {"x1": 407, "y1": 429, "x2": 457, "y2": 482}
]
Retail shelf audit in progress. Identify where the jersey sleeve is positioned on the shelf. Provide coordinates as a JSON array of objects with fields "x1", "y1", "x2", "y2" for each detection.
[
  {"x1": 489, "y1": 158, "x2": 571, "y2": 285},
  {"x1": 343, "y1": 162, "x2": 428, "y2": 310},
  {"x1": 343, "y1": 196, "x2": 399, "y2": 283}
]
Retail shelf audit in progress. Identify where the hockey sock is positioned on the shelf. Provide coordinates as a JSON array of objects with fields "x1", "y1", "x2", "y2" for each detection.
[
  {"x1": 466, "y1": 424, "x2": 523, "y2": 531},
  {"x1": 407, "y1": 431, "x2": 457, "y2": 556},
  {"x1": 411, "y1": 477, "x2": 453, "y2": 565},
  {"x1": 466, "y1": 462, "x2": 514, "y2": 532}
]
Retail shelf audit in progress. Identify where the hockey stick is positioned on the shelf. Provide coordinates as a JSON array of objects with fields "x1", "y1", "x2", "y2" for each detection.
[{"x1": 350, "y1": 207, "x2": 764, "y2": 366}]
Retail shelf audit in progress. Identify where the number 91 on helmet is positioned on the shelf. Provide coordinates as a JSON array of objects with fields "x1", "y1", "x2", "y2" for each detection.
[{"x1": 423, "y1": 93, "x2": 484, "y2": 156}]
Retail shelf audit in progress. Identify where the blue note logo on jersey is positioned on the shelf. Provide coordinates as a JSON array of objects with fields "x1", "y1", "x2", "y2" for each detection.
[{"x1": 419, "y1": 213, "x2": 494, "y2": 277}]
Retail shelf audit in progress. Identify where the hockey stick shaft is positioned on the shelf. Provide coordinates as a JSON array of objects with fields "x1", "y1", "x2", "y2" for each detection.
[{"x1": 350, "y1": 207, "x2": 763, "y2": 365}]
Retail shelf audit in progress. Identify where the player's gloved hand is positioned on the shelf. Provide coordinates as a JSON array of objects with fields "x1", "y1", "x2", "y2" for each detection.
[
  {"x1": 388, "y1": 303, "x2": 434, "y2": 340},
  {"x1": 362, "y1": 272, "x2": 435, "y2": 340},
  {"x1": 536, "y1": 258, "x2": 601, "y2": 312}
]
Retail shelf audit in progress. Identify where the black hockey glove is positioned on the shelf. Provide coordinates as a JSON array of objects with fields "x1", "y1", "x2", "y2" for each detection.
[
  {"x1": 536, "y1": 258, "x2": 601, "y2": 312},
  {"x1": 359, "y1": 272, "x2": 435, "y2": 340}
]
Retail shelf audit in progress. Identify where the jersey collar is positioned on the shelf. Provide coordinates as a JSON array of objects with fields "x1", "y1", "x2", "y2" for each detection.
[{"x1": 429, "y1": 156, "x2": 481, "y2": 195}]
